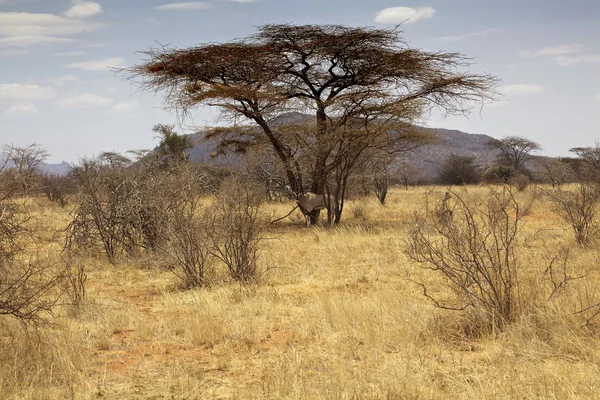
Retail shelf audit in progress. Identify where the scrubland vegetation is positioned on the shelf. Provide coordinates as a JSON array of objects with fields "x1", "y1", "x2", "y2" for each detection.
[
  {"x1": 3, "y1": 178, "x2": 600, "y2": 399},
  {"x1": 3, "y1": 22, "x2": 600, "y2": 400}
]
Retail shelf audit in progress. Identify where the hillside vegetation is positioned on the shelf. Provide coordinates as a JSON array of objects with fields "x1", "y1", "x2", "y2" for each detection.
[{"x1": 2, "y1": 185, "x2": 600, "y2": 399}]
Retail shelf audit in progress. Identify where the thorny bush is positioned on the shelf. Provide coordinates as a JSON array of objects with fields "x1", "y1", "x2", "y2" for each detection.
[{"x1": 407, "y1": 186, "x2": 580, "y2": 333}]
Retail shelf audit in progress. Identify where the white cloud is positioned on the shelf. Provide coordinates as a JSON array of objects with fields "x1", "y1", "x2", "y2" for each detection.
[
  {"x1": 64, "y1": 2, "x2": 102, "y2": 18},
  {"x1": 0, "y1": 11, "x2": 104, "y2": 47},
  {"x1": 54, "y1": 50, "x2": 86, "y2": 57},
  {"x1": 55, "y1": 94, "x2": 113, "y2": 109},
  {"x1": 374, "y1": 6, "x2": 435, "y2": 24},
  {"x1": 155, "y1": 2, "x2": 211, "y2": 10},
  {"x1": 498, "y1": 84, "x2": 544, "y2": 96},
  {"x1": 223, "y1": 0, "x2": 259, "y2": 2},
  {"x1": 554, "y1": 54, "x2": 600, "y2": 67},
  {"x1": 67, "y1": 57, "x2": 126, "y2": 71},
  {"x1": 5, "y1": 103, "x2": 38, "y2": 116},
  {"x1": 52, "y1": 74, "x2": 83, "y2": 87},
  {"x1": 519, "y1": 44, "x2": 600, "y2": 67},
  {"x1": 0, "y1": 35, "x2": 75, "y2": 47},
  {"x1": 0, "y1": 83, "x2": 56, "y2": 101},
  {"x1": 595, "y1": 93, "x2": 600, "y2": 101},
  {"x1": 521, "y1": 44, "x2": 585, "y2": 57},
  {"x1": 0, "y1": 48, "x2": 30, "y2": 57},
  {"x1": 436, "y1": 28, "x2": 501, "y2": 42},
  {"x1": 112, "y1": 101, "x2": 139, "y2": 112}
]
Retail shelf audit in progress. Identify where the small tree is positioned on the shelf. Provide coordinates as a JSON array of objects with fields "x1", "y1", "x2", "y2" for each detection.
[
  {"x1": 153, "y1": 124, "x2": 194, "y2": 164},
  {"x1": 488, "y1": 136, "x2": 541, "y2": 174},
  {"x1": 2, "y1": 144, "x2": 49, "y2": 196},
  {"x1": 482, "y1": 164, "x2": 515, "y2": 183},
  {"x1": 437, "y1": 154, "x2": 480, "y2": 185},
  {"x1": 569, "y1": 145, "x2": 600, "y2": 184},
  {"x1": 125, "y1": 23, "x2": 498, "y2": 224},
  {"x1": 535, "y1": 158, "x2": 575, "y2": 187}
]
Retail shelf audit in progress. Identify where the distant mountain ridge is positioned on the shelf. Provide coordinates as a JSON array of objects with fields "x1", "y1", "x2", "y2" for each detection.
[
  {"x1": 180, "y1": 113, "x2": 507, "y2": 181},
  {"x1": 38, "y1": 115, "x2": 535, "y2": 181},
  {"x1": 402, "y1": 127, "x2": 501, "y2": 180},
  {"x1": 40, "y1": 161, "x2": 70, "y2": 175}
]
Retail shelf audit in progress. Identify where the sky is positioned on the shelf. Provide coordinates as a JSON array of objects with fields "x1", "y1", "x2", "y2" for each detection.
[{"x1": 0, "y1": 0, "x2": 599, "y2": 163}]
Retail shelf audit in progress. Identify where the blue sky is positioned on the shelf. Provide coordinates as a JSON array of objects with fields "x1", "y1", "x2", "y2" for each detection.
[{"x1": 1, "y1": 0, "x2": 599, "y2": 163}]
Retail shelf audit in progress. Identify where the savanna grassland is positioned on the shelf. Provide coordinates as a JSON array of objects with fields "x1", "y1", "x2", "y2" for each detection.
[{"x1": 3, "y1": 185, "x2": 600, "y2": 399}]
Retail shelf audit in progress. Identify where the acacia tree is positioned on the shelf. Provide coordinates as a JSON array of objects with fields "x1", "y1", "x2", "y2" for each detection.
[
  {"x1": 125, "y1": 24, "x2": 497, "y2": 223},
  {"x1": 569, "y1": 145, "x2": 600, "y2": 184},
  {"x1": 488, "y1": 136, "x2": 541, "y2": 173},
  {"x1": 2, "y1": 144, "x2": 49, "y2": 196},
  {"x1": 153, "y1": 124, "x2": 194, "y2": 164}
]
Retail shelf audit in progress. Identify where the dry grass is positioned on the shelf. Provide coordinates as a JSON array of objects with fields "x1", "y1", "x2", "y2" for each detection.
[{"x1": 2, "y1": 185, "x2": 600, "y2": 399}]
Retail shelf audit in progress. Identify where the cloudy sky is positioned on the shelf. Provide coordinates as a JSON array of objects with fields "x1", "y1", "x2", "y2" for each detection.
[{"x1": 1, "y1": 0, "x2": 599, "y2": 162}]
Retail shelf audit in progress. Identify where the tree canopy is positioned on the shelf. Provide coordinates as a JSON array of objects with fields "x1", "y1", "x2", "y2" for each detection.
[
  {"x1": 153, "y1": 124, "x2": 193, "y2": 164},
  {"x1": 125, "y1": 23, "x2": 498, "y2": 223},
  {"x1": 488, "y1": 136, "x2": 541, "y2": 171}
]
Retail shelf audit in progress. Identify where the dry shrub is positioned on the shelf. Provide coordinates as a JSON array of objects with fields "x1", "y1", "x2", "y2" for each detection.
[
  {"x1": 508, "y1": 173, "x2": 530, "y2": 191},
  {"x1": 60, "y1": 253, "x2": 87, "y2": 310},
  {"x1": 1, "y1": 151, "x2": 79, "y2": 325},
  {"x1": 545, "y1": 183, "x2": 600, "y2": 245},
  {"x1": 407, "y1": 186, "x2": 579, "y2": 333},
  {"x1": 1, "y1": 144, "x2": 48, "y2": 197},
  {"x1": 1, "y1": 202, "x2": 74, "y2": 326},
  {"x1": 158, "y1": 188, "x2": 213, "y2": 289},
  {"x1": 41, "y1": 173, "x2": 75, "y2": 207},
  {"x1": 65, "y1": 152, "x2": 266, "y2": 287},
  {"x1": 65, "y1": 155, "x2": 140, "y2": 264},
  {"x1": 208, "y1": 176, "x2": 265, "y2": 282},
  {"x1": 65, "y1": 153, "x2": 213, "y2": 264}
]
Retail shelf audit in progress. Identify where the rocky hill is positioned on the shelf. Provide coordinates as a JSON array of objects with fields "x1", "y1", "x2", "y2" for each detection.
[
  {"x1": 182, "y1": 116, "x2": 506, "y2": 182},
  {"x1": 38, "y1": 117, "x2": 532, "y2": 181},
  {"x1": 400, "y1": 127, "x2": 500, "y2": 181}
]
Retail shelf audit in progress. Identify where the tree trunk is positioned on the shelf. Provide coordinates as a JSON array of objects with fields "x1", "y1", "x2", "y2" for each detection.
[
  {"x1": 308, "y1": 106, "x2": 330, "y2": 225},
  {"x1": 254, "y1": 116, "x2": 302, "y2": 197}
]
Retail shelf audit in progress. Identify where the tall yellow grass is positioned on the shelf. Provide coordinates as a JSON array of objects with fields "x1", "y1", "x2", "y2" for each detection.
[{"x1": 2, "y1": 185, "x2": 600, "y2": 399}]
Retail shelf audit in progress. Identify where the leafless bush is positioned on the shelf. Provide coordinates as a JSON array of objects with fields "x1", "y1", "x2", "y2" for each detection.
[
  {"x1": 545, "y1": 184, "x2": 600, "y2": 245},
  {"x1": 208, "y1": 176, "x2": 265, "y2": 282},
  {"x1": 535, "y1": 158, "x2": 575, "y2": 187},
  {"x1": 65, "y1": 152, "x2": 216, "y2": 268},
  {"x1": 0, "y1": 257, "x2": 71, "y2": 325},
  {"x1": 244, "y1": 147, "x2": 293, "y2": 202},
  {"x1": 0, "y1": 204, "x2": 72, "y2": 325},
  {"x1": 156, "y1": 177, "x2": 213, "y2": 288},
  {"x1": 41, "y1": 173, "x2": 75, "y2": 207},
  {"x1": 372, "y1": 172, "x2": 389, "y2": 205},
  {"x1": 65, "y1": 156, "x2": 135, "y2": 264},
  {"x1": 60, "y1": 253, "x2": 87, "y2": 309},
  {"x1": 2, "y1": 144, "x2": 48, "y2": 197},
  {"x1": 407, "y1": 186, "x2": 577, "y2": 332}
]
